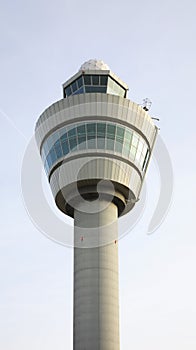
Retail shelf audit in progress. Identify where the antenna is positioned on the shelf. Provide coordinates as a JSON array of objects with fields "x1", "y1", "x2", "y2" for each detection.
[{"x1": 142, "y1": 98, "x2": 152, "y2": 111}]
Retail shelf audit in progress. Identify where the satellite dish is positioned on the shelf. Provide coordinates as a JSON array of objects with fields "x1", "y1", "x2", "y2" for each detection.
[{"x1": 142, "y1": 98, "x2": 152, "y2": 111}]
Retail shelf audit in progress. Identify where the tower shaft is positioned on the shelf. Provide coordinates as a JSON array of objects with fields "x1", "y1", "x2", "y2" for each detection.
[{"x1": 74, "y1": 200, "x2": 120, "y2": 350}]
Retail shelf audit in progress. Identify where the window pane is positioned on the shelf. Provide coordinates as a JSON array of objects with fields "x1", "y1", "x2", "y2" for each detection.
[
  {"x1": 75, "y1": 79, "x2": 79, "y2": 90},
  {"x1": 113, "y1": 82, "x2": 119, "y2": 94},
  {"x1": 85, "y1": 86, "x2": 94, "y2": 93},
  {"x1": 78, "y1": 136, "x2": 87, "y2": 150},
  {"x1": 44, "y1": 140, "x2": 50, "y2": 154},
  {"x1": 97, "y1": 138, "x2": 105, "y2": 149},
  {"x1": 124, "y1": 139, "x2": 131, "y2": 149},
  {"x1": 113, "y1": 82, "x2": 125, "y2": 97},
  {"x1": 87, "y1": 123, "x2": 96, "y2": 135},
  {"x1": 132, "y1": 134, "x2": 139, "y2": 147},
  {"x1": 54, "y1": 142, "x2": 62, "y2": 158},
  {"x1": 123, "y1": 139, "x2": 131, "y2": 157},
  {"x1": 93, "y1": 86, "x2": 106, "y2": 93},
  {"x1": 115, "y1": 141, "x2": 123, "y2": 153},
  {"x1": 97, "y1": 86, "x2": 106, "y2": 92},
  {"x1": 119, "y1": 88, "x2": 125, "y2": 97},
  {"x1": 125, "y1": 129, "x2": 132, "y2": 141},
  {"x1": 62, "y1": 140, "x2": 69, "y2": 155},
  {"x1": 106, "y1": 138, "x2": 114, "y2": 150},
  {"x1": 97, "y1": 123, "x2": 106, "y2": 136},
  {"x1": 65, "y1": 86, "x2": 72, "y2": 96},
  {"x1": 47, "y1": 136, "x2": 54, "y2": 151},
  {"x1": 107, "y1": 124, "x2": 116, "y2": 139},
  {"x1": 107, "y1": 77, "x2": 125, "y2": 97},
  {"x1": 44, "y1": 160, "x2": 49, "y2": 174},
  {"x1": 50, "y1": 149, "x2": 57, "y2": 163},
  {"x1": 46, "y1": 156, "x2": 51, "y2": 169},
  {"x1": 84, "y1": 75, "x2": 91, "y2": 85},
  {"x1": 42, "y1": 142, "x2": 49, "y2": 157},
  {"x1": 73, "y1": 87, "x2": 84, "y2": 95},
  {"x1": 108, "y1": 77, "x2": 114, "y2": 89},
  {"x1": 92, "y1": 75, "x2": 99, "y2": 85},
  {"x1": 77, "y1": 76, "x2": 83, "y2": 88},
  {"x1": 85, "y1": 86, "x2": 106, "y2": 93},
  {"x1": 72, "y1": 81, "x2": 77, "y2": 92},
  {"x1": 68, "y1": 128, "x2": 76, "y2": 138},
  {"x1": 77, "y1": 124, "x2": 86, "y2": 135},
  {"x1": 78, "y1": 135, "x2": 86, "y2": 144},
  {"x1": 54, "y1": 139, "x2": 60, "y2": 148},
  {"x1": 59, "y1": 127, "x2": 67, "y2": 137},
  {"x1": 69, "y1": 137, "x2": 77, "y2": 151},
  {"x1": 116, "y1": 126, "x2": 125, "y2": 140},
  {"x1": 87, "y1": 134, "x2": 95, "y2": 140},
  {"x1": 88, "y1": 138, "x2": 96, "y2": 149},
  {"x1": 100, "y1": 75, "x2": 108, "y2": 85},
  {"x1": 41, "y1": 148, "x2": 46, "y2": 161},
  {"x1": 60, "y1": 132, "x2": 67, "y2": 142}
]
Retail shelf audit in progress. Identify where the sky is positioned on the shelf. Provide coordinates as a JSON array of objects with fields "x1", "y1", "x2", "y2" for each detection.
[{"x1": 0, "y1": 0, "x2": 196, "y2": 349}]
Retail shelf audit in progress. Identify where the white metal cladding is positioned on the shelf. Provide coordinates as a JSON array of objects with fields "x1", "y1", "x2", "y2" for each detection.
[
  {"x1": 49, "y1": 157, "x2": 142, "y2": 214},
  {"x1": 74, "y1": 202, "x2": 120, "y2": 348},
  {"x1": 35, "y1": 94, "x2": 157, "y2": 150}
]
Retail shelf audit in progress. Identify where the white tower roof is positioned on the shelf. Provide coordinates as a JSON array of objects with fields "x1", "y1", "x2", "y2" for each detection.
[{"x1": 79, "y1": 59, "x2": 110, "y2": 71}]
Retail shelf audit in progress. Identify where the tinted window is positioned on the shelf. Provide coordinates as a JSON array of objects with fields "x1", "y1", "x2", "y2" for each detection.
[
  {"x1": 42, "y1": 122, "x2": 149, "y2": 176},
  {"x1": 97, "y1": 123, "x2": 106, "y2": 136},
  {"x1": 62, "y1": 140, "x2": 69, "y2": 155},
  {"x1": 84, "y1": 75, "x2": 91, "y2": 85},
  {"x1": 69, "y1": 137, "x2": 77, "y2": 150},
  {"x1": 78, "y1": 135, "x2": 86, "y2": 144},
  {"x1": 55, "y1": 143, "x2": 62, "y2": 158},
  {"x1": 100, "y1": 75, "x2": 108, "y2": 85},
  {"x1": 68, "y1": 128, "x2": 76, "y2": 138},
  {"x1": 116, "y1": 126, "x2": 125, "y2": 139},
  {"x1": 73, "y1": 87, "x2": 84, "y2": 95},
  {"x1": 107, "y1": 124, "x2": 116, "y2": 139},
  {"x1": 85, "y1": 86, "x2": 106, "y2": 93},
  {"x1": 77, "y1": 125, "x2": 86, "y2": 135},
  {"x1": 92, "y1": 75, "x2": 99, "y2": 85},
  {"x1": 106, "y1": 138, "x2": 114, "y2": 150},
  {"x1": 72, "y1": 81, "x2": 77, "y2": 92},
  {"x1": 87, "y1": 123, "x2": 96, "y2": 134},
  {"x1": 77, "y1": 76, "x2": 83, "y2": 88},
  {"x1": 65, "y1": 86, "x2": 72, "y2": 96},
  {"x1": 60, "y1": 132, "x2": 67, "y2": 142}
]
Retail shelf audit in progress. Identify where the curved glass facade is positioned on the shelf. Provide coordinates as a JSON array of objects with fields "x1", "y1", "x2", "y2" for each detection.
[
  {"x1": 41, "y1": 122, "x2": 149, "y2": 175},
  {"x1": 64, "y1": 75, "x2": 126, "y2": 98}
]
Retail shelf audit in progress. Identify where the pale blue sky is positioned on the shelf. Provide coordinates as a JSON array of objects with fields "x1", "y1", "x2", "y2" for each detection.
[{"x1": 0, "y1": 0, "x2": 196, "y2": 349}]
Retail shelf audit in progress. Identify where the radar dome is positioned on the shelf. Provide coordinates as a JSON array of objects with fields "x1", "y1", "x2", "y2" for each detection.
[{"x1": 79, "y1": 59, "x2": 110, "y2": 71}]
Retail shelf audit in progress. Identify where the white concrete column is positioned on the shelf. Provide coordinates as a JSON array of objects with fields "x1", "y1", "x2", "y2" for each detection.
[{"x1": 74, "y1": 199, "x2": 120, "y2": 350}]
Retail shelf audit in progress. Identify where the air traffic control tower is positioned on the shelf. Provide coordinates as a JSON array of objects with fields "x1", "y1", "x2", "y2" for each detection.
[{"x1": 35, "y1": 59, "x2": 158, "y2": 350}]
